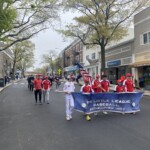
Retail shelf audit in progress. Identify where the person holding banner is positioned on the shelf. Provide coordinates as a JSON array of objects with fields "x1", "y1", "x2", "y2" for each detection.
[
  {"x1": 123, "y1": 73, "x2": 134, "y2": 92},
  {"x1": 100, "y1": 75, "x2": 110, "y2": 92},
  {"x1": 115, "y1": 79, "x2": 127, "y2": 92},
  {"x1": 100, "y1": 75, "x2": 110, "y2": 114},
  {"x1": 63, "y1": 75, "x2": 75, "y2": 121},
  {"x1": 92, "y1": 74, "x2": 102, "y2": 93},
  {"x1": 80, "y1": 79, "x2": 93, "y2": 121}
]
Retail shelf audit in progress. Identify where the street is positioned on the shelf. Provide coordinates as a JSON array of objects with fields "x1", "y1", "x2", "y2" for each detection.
[{"x1": 0, "y1": 79, "x2": 150, "y2": 150}]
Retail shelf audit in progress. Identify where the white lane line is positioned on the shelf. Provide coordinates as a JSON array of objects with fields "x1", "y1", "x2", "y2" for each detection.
[{"x1": 20, "y1": 83, "x2": 25, "y2": 85}]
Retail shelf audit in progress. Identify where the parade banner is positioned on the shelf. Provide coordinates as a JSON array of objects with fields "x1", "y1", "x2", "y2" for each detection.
[{"x1": 72, "y1": 92, "x2": 143, "y2": 113}]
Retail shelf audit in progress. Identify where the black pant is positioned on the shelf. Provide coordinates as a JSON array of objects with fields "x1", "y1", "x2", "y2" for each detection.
[
  {"x1": 34, "y1": 89, "x2": 42, "y2": 103},
  {"x1": 30, "y1": 83, "x2": 34, "y2": 91}
]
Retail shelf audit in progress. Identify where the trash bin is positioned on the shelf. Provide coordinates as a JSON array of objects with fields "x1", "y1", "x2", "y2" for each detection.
[{"x1": 0, "y1": 78, "x2": 5, "y2": 87}]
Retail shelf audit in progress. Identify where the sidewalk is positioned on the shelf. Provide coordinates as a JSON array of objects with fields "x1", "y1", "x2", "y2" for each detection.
[{"x1": 0, "y1": 79, "x2": 20, "y2": 93}]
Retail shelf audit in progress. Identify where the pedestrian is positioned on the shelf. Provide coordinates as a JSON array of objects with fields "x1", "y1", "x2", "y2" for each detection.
[
  {"x1": 80, "y1": 78, "x2": 93, "y2": 121},
  {"x1": 63, "y1": 75, "x2": 75, "y2": 121},
  {"x1": 33, "y1": 74, "x2": 42, "y2": 104},
  {"x1": 49, "y1": 74, "x2": 54, "y2": 86},
  {"x1": 123, "y1": 73, "x2": 134, "y2": 92},
  {"x1": 100, "y1": 75, "x2": 110, "y2": 92},
  {"x1": 115, "y1": 79, "x2": 127, "y2": 92},
  {"x1": 100, "y1": 75, "x2": 110, "y2": 114},
  {"x1": 42, "y1": 76, "x2": 51, "y2": 104},
  {"x1": 30, "y1": 75, "x2": 34, "y2": 91},
  {"x1": 92, "y1": 74, "x2": 105, "y2": 93},
  {"x1": 55, "y1": 74, "x2": 60, "y2": 89}
]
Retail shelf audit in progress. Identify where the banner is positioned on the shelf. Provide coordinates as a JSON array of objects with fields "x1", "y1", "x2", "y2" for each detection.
[{"x1": 72, "y1": 92, "x2": 143, "y2": 113}]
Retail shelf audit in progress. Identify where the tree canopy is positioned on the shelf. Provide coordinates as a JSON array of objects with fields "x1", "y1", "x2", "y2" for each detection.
[{"x1": 59, "y1": 0, "x2": 150, "y2": 74}]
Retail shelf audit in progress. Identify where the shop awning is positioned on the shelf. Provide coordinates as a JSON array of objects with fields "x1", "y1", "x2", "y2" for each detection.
[
  {"x1": 64, "y1": 65, "x2": 79, "y2": 72},
  {"x1": 130, "y1": 60, "x2": 150, "y2": 67}
]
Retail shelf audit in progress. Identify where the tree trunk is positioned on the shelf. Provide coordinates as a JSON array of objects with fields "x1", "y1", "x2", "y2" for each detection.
[
  {"x1": 12, "y1": 61, "x2": 16, "y2": 80},
  {"x1": 100, "y1": 42, "x2": 106, "y2": 76}
]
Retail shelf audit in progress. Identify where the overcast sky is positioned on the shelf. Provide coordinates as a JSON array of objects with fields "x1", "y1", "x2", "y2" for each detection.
[{"x1": 31, "y1": 11, "x2": 79, "y2": 69}]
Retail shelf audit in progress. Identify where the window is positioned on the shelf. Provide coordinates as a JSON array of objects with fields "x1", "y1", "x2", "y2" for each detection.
[
  {"x1": 86, "y1": 55, "x2": 89, "y2": 60},
  {"x1": 142, "y1": 32, "x2": 150, "y2": 45},
  {"x1": 92, "y1": 53, "x2": 95, "y2": 60}
]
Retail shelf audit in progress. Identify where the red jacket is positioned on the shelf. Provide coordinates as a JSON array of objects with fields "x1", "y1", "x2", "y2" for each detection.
[
  {"x1": 42, "y1": 80, "x2": 51, "y2": 90},
  {"x1": 34, "y1": 78, "x2": 42, "y2": 90},
  {"x1": 100, "y1": 80, "x2": 110, "y2": 92},
  {"x1": 80, "y1": 85, "x2": 92, "y2": 93},
  {"x1": 92, "y1": 79, "x2": 101, "y2": 93},
  {"x1": 123, "y1": 79, "x2": 134, "y2": 92},
  {"x1": 115, "y1": 85, "x2": 126, "y2": 92}
]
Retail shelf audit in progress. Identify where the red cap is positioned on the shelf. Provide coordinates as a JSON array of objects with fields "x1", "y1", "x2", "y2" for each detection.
[
  {"x1": 96, "y1": 74, "x2": 100, "y2": 78},
  {"x1": 126, "y1": 73, "x2": 132, "y2": 77},
  {"x1": 120, "y1": 76, "x2": 125, "y2": 81},
  {"x1": 37, "y1": 74, "x2": 41, "y2": 76},
  {"x1": 45, "y1": 76, "x2": 48, "y2": 79},
  {"x1": 117, "y1": 79, "x2": 122, "y2": 83}
]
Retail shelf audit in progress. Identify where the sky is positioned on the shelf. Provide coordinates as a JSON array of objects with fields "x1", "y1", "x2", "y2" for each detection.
[{"x1": 31, "y1": 11, "x2": 79, "y2": 70}]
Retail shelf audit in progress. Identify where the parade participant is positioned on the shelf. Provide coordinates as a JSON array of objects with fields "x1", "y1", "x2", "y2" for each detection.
[
  {"x1": 63, "y1": 75, "x2": 75, "y2": 121},
  {"x1": 123, "y1": 73, "x2": 134, "y2": 92},
  {"x1": 115, "y1": 79, "x2": 126, "y2": 92},
  {"x1": 80, "y1": 79, "x2": 93, "y2": 121},
  {"x1": 29, "y1": 75, "x2": 34, "y2": 92},
  {"x1": 42, "y1": 76, "x2": 51, "y2": 104},
  {"x1": 100, "y1": 75, "x2": 110, "y2": 92},
  {"x1": 100, "y1": 75, "x2": 110, "y2": 114},
  {"x1": 33, "y1": 74, "x2": 43, "y2": 104},
  {"x1": 92, "y1": 74, "x2": 105, "y2": 93}
]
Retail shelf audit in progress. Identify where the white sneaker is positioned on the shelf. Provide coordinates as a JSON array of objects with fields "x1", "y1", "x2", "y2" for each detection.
[
  {"x1": 103, "y1": 111, "x2": 108, "y2": 115},
  {"x1": 69, "y1": 115, "x2": 72, "y2": 120},
  {"x1": 66, "y1": 116, "x2": 70, "y2": 121}
]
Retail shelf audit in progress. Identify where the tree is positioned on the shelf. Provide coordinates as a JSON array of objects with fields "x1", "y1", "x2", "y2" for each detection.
[
  {"x1": 12, "y1": 40, "x2": 35, "y2": 78},
  {"x1": 0, "y1": 0, "x2": 17, "y2": 34},
  {"x1": 0, "y1": 0, "x2": 60, "y2": 51},
  {"x1": 59, "y1": 0, "x2": 150, "y2": 74},
  {"x1": 42, "y1": 50, "x2": 58, "y2": 75}
]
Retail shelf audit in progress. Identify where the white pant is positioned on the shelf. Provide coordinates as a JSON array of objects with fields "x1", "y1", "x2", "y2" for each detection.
[
  {"x1": 43, "y1": 89, "x2": 50, "y2": 103},
  {"x1": 65, "y1": 95, "x2": 74, "y2": 117}
]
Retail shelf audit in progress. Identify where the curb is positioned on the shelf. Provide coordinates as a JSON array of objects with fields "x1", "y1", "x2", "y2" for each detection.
[{"x1": 0, "y1": 80, "x2": 21, "y2": 93}]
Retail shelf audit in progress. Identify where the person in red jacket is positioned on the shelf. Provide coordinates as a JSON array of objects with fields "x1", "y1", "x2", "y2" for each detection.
[
  {"x1": 123, "y1": 73, "x2": 134, "y2": 92},
  {"x1": 42, "y1": 76, "x2": 51, "y2": 104},
  {"x1": 33, "y1": 74, "x2": 43, "y2": 104},
  {"x1": 100, "y1": 75, "x2": 110, "y2": 92},
  {"x1": 80, "y1": 79, "x2": 93, "y2": 121},
  {"x1": 115, "y1": 79, "x2": 127, "y2": 92},
  {"x1": 92, "y1": 74, "x2": 103, "y2": 93}
]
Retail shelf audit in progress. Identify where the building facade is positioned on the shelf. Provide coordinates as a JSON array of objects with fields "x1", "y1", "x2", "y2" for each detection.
[
  {"x1": 63, "y1": 39, "x2": 84, "y2": 73},
  {"x1": 0, "y1": 44, "x2": 13, "y2": 78},
  {"x1": 132, "y1": 7, "x2": 150, "y2": 89}
]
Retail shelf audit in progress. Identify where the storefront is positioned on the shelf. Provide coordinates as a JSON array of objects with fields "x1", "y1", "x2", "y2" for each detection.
[
  {"x1": 131, "y1": 60, "x2": 150, "y2": 89},
  {"x1": 106, "y1": 60, "x2": 131, "y2": 84}
]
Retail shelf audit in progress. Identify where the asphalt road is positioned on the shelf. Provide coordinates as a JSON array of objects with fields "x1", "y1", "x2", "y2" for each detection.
[{"x1": 0, "y1": 79, "x2": 150, "y2": 150}]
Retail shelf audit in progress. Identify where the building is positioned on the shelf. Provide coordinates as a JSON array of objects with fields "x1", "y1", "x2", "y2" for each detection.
[
  {"x1": 0, "y1": 42, "x2": 13, "y2": 78},
  {"x1": 63, "y1": 39, "x2": 84, "y2": 74},
  {"x1": 82, "y1": 29, "x2": 134, "y2": 83},
  {"x1": 131, "y1": 7, "x2": 150, "y2": 89}
]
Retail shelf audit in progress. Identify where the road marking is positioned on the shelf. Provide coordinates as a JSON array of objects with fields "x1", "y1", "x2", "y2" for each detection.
[{"x1": 20, "y1": 83, "x2": 25, "y2": 85}]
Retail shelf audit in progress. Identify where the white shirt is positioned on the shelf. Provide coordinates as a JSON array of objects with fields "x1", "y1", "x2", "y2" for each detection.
[{"x1": 63, "y1": 81, "x2": 75, "y2": 94}]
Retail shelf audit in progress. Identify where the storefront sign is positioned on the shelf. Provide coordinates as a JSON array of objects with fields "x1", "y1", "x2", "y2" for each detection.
[
  {"x1": 64, "y1": 65, "x2": 79, "y2": 72},
  {"x1": 107, "y1": 60, "x2": 121, "y2": 67}
]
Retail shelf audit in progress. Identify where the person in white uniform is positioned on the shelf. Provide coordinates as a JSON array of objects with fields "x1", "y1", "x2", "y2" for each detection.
[{"x1": 63, "y1": 75, "x2": 75, "y2": 121}]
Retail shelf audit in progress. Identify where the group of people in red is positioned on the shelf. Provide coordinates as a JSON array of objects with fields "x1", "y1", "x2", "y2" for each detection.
[
  {"x1": 33, "y1": 74, "x2": 51, "y2": 104},
  {"x1": 80, "y1": 73, "x2": 135, "y2": 121}
]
